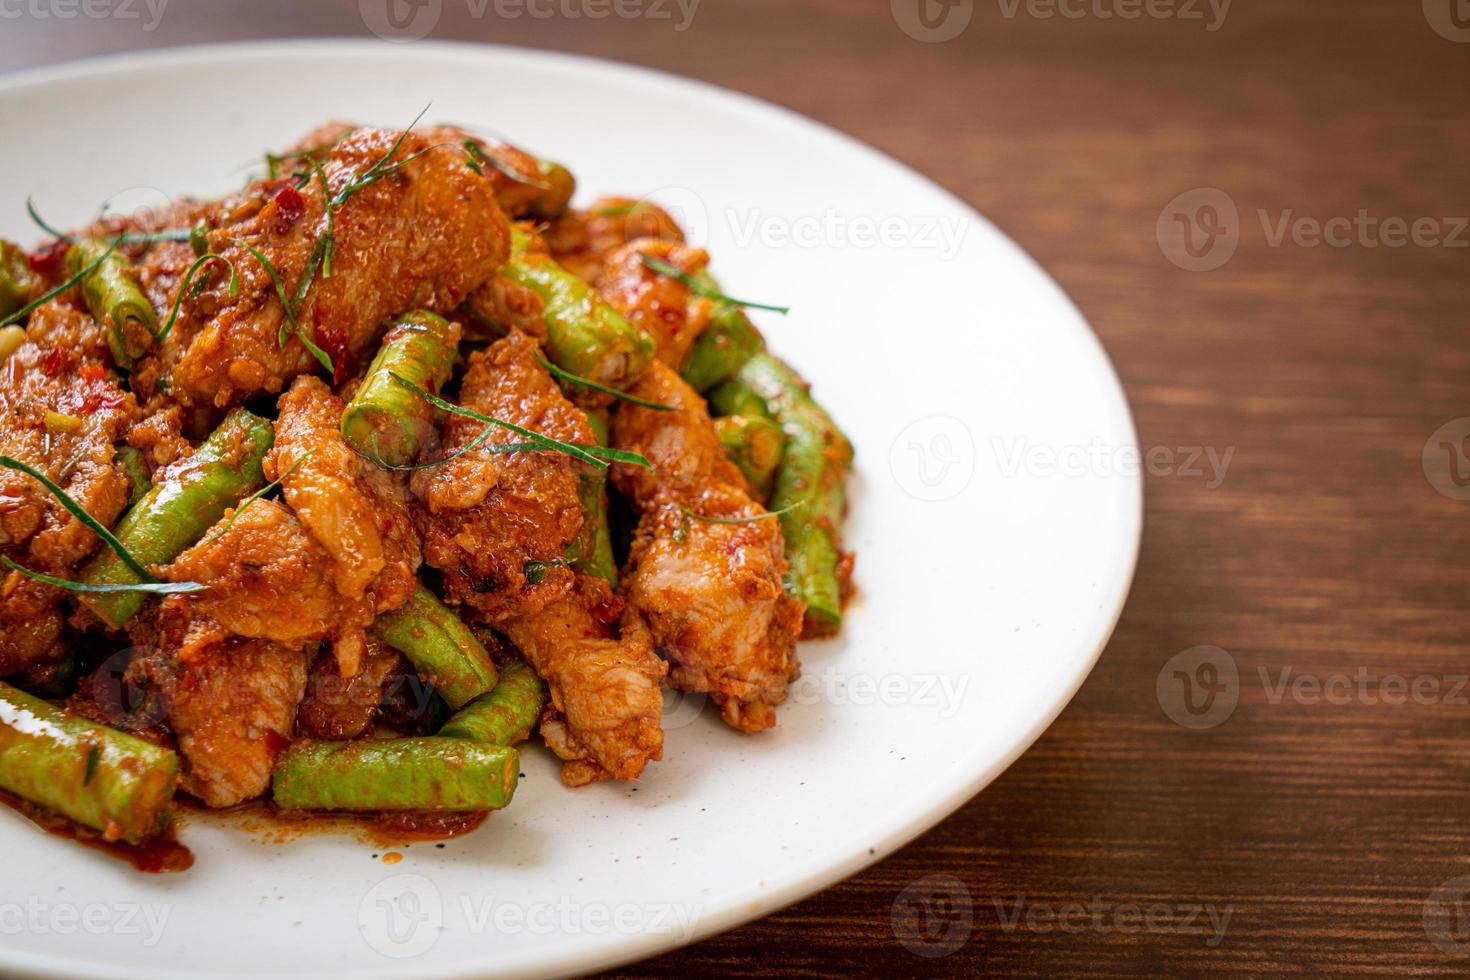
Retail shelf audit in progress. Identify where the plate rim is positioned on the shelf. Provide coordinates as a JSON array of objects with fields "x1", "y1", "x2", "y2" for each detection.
[{"x1": 0, "y1": 38, "x2": 1143, "y2": 980}]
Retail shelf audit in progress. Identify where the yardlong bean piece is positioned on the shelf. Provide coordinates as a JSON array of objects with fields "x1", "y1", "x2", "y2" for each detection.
[
  {"x1": 502, "y1": 227, "x2": 654, "y2": 391},
  {"x1": 680, "y1": 272, "x2": 765, "y2": 393},
  {"x1": 372, "y1": 585, "x2": 499, "y2": 710},
  {"x1": 66, "y1": 237, "x2": 157, "y2": 371},
  {"x1": 115, "y1": 445, "x2": 151, "y2": 507},
  {"x1": 272, "y1": 738, "x2": 518, "y2": 811},
  {"x1": 342, "y1": 311, "x2": 461, "y2": 466},
  {"x1": 710, "y1": 353, "x2": 853, "y2": 634},
  {"x1": 714, "y1": 414, "x2": 786, "y2": 503},
  {"x1": 0, "y1": 681, "x2": 178, "y2": 843},
  {"x1": 0, "y1": 240, "x2": 34, "y2": 320},
  {"x1": 438, "y1": 659, "x2": 545, "y2": 745},
  {"x1": 79, "y1": 409, "x2": 274, "y2": 628}
]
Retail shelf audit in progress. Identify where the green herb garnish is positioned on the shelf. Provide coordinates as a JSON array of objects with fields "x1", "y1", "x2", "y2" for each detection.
[
  {"x1": 0, "y1": 556, "x2": 205, "y2": 595},
  {"x1": 533, "y1": 350, "x2": 675, "y2": 412},
  {"x1": 158, "y1": 253, "x2": 239, "y2": 340},
  {"x1": 388, "y1": 372, "x2": 651, "y2": 470},
  {"x1": 231, "y1": 237, "x2": 335, "y2": 374},
  {"x1": 523, "y1": 559, "x2": 566, "y2": 585},
  {"x1": 639, "y1": 254, "x2": 790, "y2": 315},
  {"x1": 462, "y1": 140, "x2": 552, "y2": 190},
  {"x1": 82, "y1": 744, "x2": 100, "y2": 785},
  {"x1": 0, "y1": 454, "x2": 155, "y2": 581},
  {"x1": 678, "y1": 501, "x2": 804, "y2": 524},
  {"x1": 26, "y1": 195, "x2": 73, "y2": 243}
]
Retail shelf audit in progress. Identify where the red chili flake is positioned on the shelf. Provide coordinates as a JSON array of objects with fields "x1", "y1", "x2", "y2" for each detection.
[
  {"x1": 41, "y1": 348, "x2": 64, "y2": 376},
  {"x1": 28, "y1": 239, "x2": 68, "y2": 278},
  {"x1": 271, "y1": 184, "x2": 307, "y2": 234},
  {"x1": 79, "y1": 363, "x2": 105, "y2": 383}
]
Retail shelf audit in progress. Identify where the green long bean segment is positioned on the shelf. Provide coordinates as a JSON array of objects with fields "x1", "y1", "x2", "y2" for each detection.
[
  {"x1": 714, "y1": 414, "x2": 787, "y2": 503},
  {"x1": 115, "y1": 445, "x2": 151, "y2": 507},
  {"x1": 680, "y1": 272, "x2": 765, "y2": 393},
  {"x1": 438, "y1": 659, "x2": 545, "y2": 746},
  {"x1": 66, "y1": 237, "x2": 157, "y2": 371},
  {"x1": 272, "y1": 738, "x2": 519, "y2": 811},
  {"x1": 342, "y1": 311, "x2": 461, "y2": 466},
  {"x1": 502, "y1": 228, "x2": 654, "y2": 391},
  {"x1": 0, "y1": 681, "x2": 178, "y2": 843},
  {"x1": 0, "y1": 240, "x2": 35, "y2": 320},
  {"x1": 710, "y1": 353, "x2": 853, "y2": 634},
  {"x1": 79, "y1": 409, "x2": 274, "y2": 628},
  {"x1": 565, "y1": 410, "x2": 618, "y2": 585},
  {"x1": 372, "y1": 586, "x2": 499, "y2": 710},
  {"x1": 523, "y1": 159, "x2": 575, "y2": 219}
]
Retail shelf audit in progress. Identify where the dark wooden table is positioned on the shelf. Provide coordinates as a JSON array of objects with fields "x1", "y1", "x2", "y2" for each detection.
[{"x1": 6, "y1": 1, "x2": 1469, "y2": 974}]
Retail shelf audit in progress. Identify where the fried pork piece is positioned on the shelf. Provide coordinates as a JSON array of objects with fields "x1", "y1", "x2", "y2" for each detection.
[
  {"x1": 268, "y1": 376, "x2": 419, "y2": 614},
  {"x1": 544, "y1": 197, "x2": 686, "y2": 283},
  {"x1": 296, "y1": 636, "x2": 402, "y2": 740},
  {"x1": 0, "y1": 339, "x2": 138, "y2": 674},
  {"x1": 412, "y1": 331, "x2": 589, "y2": 623},
  {"x1": 611, "y1": 361, "x2": 803, "y2": 733},
  {"x1": 595, "y1": 238, "x2": 712, "y2": 371},
  {"x1": 502, "y1": 576, "x2": 666, "y2": 785},
  {"x1": 165, "y1": 127, "x2": 509, "y2": 408},
  {"x1": 289, "y1": 122, "x2": 566, "y2": 222},
  {"x1": 128, "y1": 602, "x2": 309, "y2": 807},
  {"x1": 164, "y1": 497, "x2": 375, "y2": 675}
]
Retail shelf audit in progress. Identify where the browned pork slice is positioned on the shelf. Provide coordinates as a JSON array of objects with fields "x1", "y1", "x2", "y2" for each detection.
[
  {"x1": 412, "y1": 331, "x2": 588, "y2": 623},
  {"x1": 595, "y1": 238, "x2": 712, "y2": 371},
  {"x1": 296, "y1": 636, "x2": 404, "y2": 741},
  {"x1": 544, "y1": 197, "x2": 687, "y2": 284},
  {"x1": 502, "y1": 576, "x2": 666, "y2": 786},
  {"x1": 127, "y1": 603, "x2": 309, "y2": 808},
  {"x1": 164, "y1": 127, "x2": 509, "y2": 408},
  {"x1": 611, "y1": 361, "x2": 803, "y2": 733},
  {"x1": 268, "y1": 376, "x2": 420, "y2": 618},
  {"x1": 165, "y1": 497, "x2": 375, "y2": 675},
  {"x1": 0, "y1": 336, "x2": 139, "y2": 675}
]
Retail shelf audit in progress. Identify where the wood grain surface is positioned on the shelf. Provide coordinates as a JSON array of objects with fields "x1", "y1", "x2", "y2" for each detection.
[{"x1": 5, "y1": 1, "x2": 1469, "y2": 974}]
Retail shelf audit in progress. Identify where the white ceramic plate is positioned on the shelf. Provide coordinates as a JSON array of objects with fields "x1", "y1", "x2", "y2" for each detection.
[{"x1": 0, "y1": 40, "x2": 1140, "y2": 979}]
